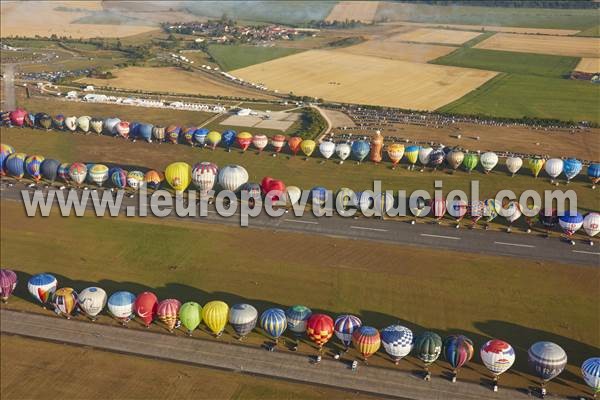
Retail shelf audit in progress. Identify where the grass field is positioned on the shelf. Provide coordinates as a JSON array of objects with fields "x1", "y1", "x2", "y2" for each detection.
[
  {"x1": 431, "y1": 48, "x2": 579, "y2": 78},
  {"x1": 577, "y1": 25, "x2": 600, "y2": 37},
  {"x1": 0, "y1": 336, "x2": 373, "y2": 400},
  {"x1": 439, "y1": 73, "x2": 600, "y2": 124},
  {"x1": 474, "y1": 33, "x2": 600, "y2": 58},
  {"x1": 0, "y1": 200, "x2": 598, "y2": 397},
  {"x1": 207, "y1": 45, "x2": 303, "y2": 72}
]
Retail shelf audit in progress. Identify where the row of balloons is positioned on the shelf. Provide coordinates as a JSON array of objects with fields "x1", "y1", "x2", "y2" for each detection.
[
  {"x1": 0, "y1": 269, "x2": 598, "y2": 395},
  {"x1": 1, "y1": 143, "x2": 599, "y2": 243},
  {"x1": 3, "y1": 108, "x2": 600, "y2": 184}
]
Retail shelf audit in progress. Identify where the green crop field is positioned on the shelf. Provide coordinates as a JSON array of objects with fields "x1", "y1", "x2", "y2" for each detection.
[
  {"x1": 431, "y1": 48, "x2": 579, "y2": 78},
  {"x1": 576, "y1": 25, "x2": 600, "y2": 37},
  {"x1": 207, "y1": 45, "x2": 303, "y2": 71},
  {"x1": 439, "y1": 73, "x2": 600, "y2": 124}
]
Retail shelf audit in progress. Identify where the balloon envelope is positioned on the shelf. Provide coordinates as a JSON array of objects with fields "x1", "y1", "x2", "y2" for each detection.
[
  {"x1": 306, "y1": 313, "x2": 334, "y2": 347},
  {"x1": 288, "y1": 137, "x2": 302, "y2": 155},
  {"x1": 260, "y1": 308, "x2": 287, "y2": 339},
  {"x1": 528, "y1": 341, "x2": 567, "y2": 381},
  {"x1": 443, "y1": 335, "x2": 474, "y2": 370},
  {"x1": 414, "y1": 331, "x2": 442, "y2": 364},
  {"x1": 25, "y1": 155, "x2": 44, "y2": 181},
  {"x1": 6, "y1": 153, "x2": 26, "y2": 179},
  {"x1": 222, "y1": 130, "x2": 237, "y2": 148},
  {"x1": 319, "y1": 141, "x2": 335, "y2": 159},
  {"x1": 218, "y1": 165, "x2": 248, "y2": 192},
  {"x1": 0, "y1": 269, "x2": 18, "y2": 301},
  {"x1": 559, "y1": 211, "x2": 583, "y2": 236},
  {"x1": 194, "y1": 128, "x2": 209, "y2": 145},
  {"x1": 202, "y1": 300, "x2": 229, "y2": 335},
  {"x1": 380, "y1": 325, "x2": 413, "y2": 360},
  {"x1": 480, "y1": 339, "x2": 515, "y2": 376},
  {"x1": 334, "y1": 315, "x2": 362, "y2": 348},
  {"x1": 27, "y1": 273, "x2": 57, "y2": 304},
  {"x1": 53, "y1": 287, "x2": 78, "y2": 316},
  {"x1": 192, "y1": 162, "x2": 219, "y2": 196},
  {"x1": 157, "y1": 299, "x2": 181, "y2": 330},
  {"x1": 563, "y1": 158, "x2": 582, "y2": 181},
  {"x1": 300, "y1": 139, "x2": 316, "y2": 157},
  {"x1": 252, "y1": 134, "x2": 268, "y2": 152},
  {"x1": 285, "y1": 305, "x2": 312, "y2": 334},
  {"x1": 0, "y1": 143, "x2": 15, "y2": 176},
  {"x1": 463, "y1": 153, "x2": 478, "y2": 172},
  {"x1": 165, "y1": 162, "x2": 192, "y2": 192},
  {"x1": 236, "y1": 132, "x2": 253, "y2": 151},
  {"x1": 271, "y1": 134, "x2": 286, "y2": 153},
  {"x1": 179, "y1": 302, "x2": 202, "y2": 332},
  {"x1": 480, "y1": 152, "x2": 498, "y2": 172},
  {"x1": 583, "y1": 213, "x2": 600, "y2": 238},
  {"x1": 545, "y1": 158, "x2": 564, "y2": 179},
  {"x1": 351, "y1": 140, "x2": 370, "y2": 162},
  {"x1": 405, "y1": 145, "x2": 420, "y2": 165},
  {"x1": 229, "y1": 303, "x2": 258, "y2": 338},
  {"x1": 40, "y1": 159, "x2": 60, "y2": 182},
  {"x1": 506, "y1": 156, "x2": 523, "y2": 175},
  {"x1": 335, "y1": 143, "x2": 351, "y2": 161},
  {"x1": 352, "y1": 326, "x2": 381, "y2": 359},
  {"x1": 581, "y1": 357, "x2": 600, "y2": 393},
  {"x1": 78, "y1": 287, "x2": 107, "y2": 318},
  {"x1": 135, "y1": 291, "x2": 158, "y2": 326},
  {"x1": 107, "y1": 291, "x2": 136, "y2": 320}
]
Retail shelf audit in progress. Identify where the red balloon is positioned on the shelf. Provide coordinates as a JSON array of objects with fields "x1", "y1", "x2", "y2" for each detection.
[
  {"x1": 306, "y1": 314, "x2": 334, "y2": 347},
  {"x1": 261, "y1": 176, "x2": 286, "y2": 202},
  {"x1": 134, "y1": 291, "x2": 158, "y2": 327},
  {"x1": 271, "y1": 134, "x2": 286, "y2": 153},
  {"x1": 287, "y1": 137, "x2": 302, "y2": 156},
  {"x1": 9, "y1": 108, "x2": 27, "y2": 127}
]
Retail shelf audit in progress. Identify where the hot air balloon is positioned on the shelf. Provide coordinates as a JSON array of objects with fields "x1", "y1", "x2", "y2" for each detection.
[
  {"x1": 90, "y1": 118, "x2": 103, "y2": 135},
  {"x1": 252, "y1": 134, "x2": 268, "y2": 153},
  {"x1": 310, "y1": 186, "x2": 328, "y2": 207},
  {"x1": 192, "y1": 162, "x2": 219, "y2": 197},
  {"x1": 36, "y1": 113, "x2": 52, "y2": 130},
  {"x1": 229, "y1": 303, "x2": 258, "y2": 339},
  {"x1": 0, "y1": 111, "x2": 9, "y2": 126},
  {"x1": 126, "y1": 171, "x2": 145, "y2": 191},
  {"x1": 192, "y1": 128, "x2": 209, "y2": 147},
  {"x1": 405, "y1": 145, "x2": 420, "y2": 170},
  {"x1": 581, "y1": 357, "x2": 600, "y2": 396},
  {"x1": 468, "y1": 200, "x2": 485, "y2": 228},
  {"x1": 418, "y1": 147, "x2": 433, "y2": 168},
  {"x1": 483, "y1": 198, "x2": 499, "y2": 229},
  {"x1": 261, "y1": 177, "x2": 286, "y2": 203},
  {"x1": 583, "y1": 212, "x2": 600, "y2": 246},
  {"x1": 334, "y1": 315, "x2": 362, "y2": 350},
  {"x1": 286, "y1": 305, "x2": 312, "y2": 336},
  {"x1": 444, "y1": 335, "x2": 474, "y2": 382},
  {"x1": 528, "y1": 341, "x2": 567, "y2": 397},
  {"x1": 53, "y1": 114, "x2": 65, "y2": 130},
  {"x1": 429, "y1": 149, "x2": 445, "y2": 170},
  {"x1": 431, "y1": 197, "x2": 446, "y2": 223},
  {"x1": 28, "y1": 273, "x2": 57, "y2": 306},
  {"x1": 129, "y1": 122, "x2": 141, "y2": 140},
  {"x1": 107, "y1": 291, "x2": 136, "y2": 325},
  {"x1": 182, "y1": 127, "x2": 195, "y2": 146},
  {"x1": 166, "y1": 125, "x2": 181, "y2": 144},
  {"x1": 0, "y1": 143, "x2": 15, "y2": 176},
  {"x1": 539, "y1": 208, "x2": 558, "y2": 236},
  {"x1": 462, "y1": 153, "x2": 478, "y2": 173},
  {"x1": 370, "y1": 132, "x2": 383, "y2": 163},
  {"x1": 218, "y1": 165, "x2": 248, "y2": 192},
  {"x1": 110, "y1": 167, "x2": 128, "y2": 189},
  {"x1": 414, "y1": 331, "x2": 442, "y2": 380},
  {"x1": 352, "y1": 326, "x2": 381, "y2": 362},
  {"x1": 480, "y1": 152, "x2": 498, "y2": 173},
  {"x1": 77, "y1": 116, "x2": 91, "y2": 133},
  {"x1": 335, "y1": 143, "x2": 351, "y2": 164},
  {"x1": 104, "y1": 117, "x2": 120, "y2": 135},
  {"x1": 115, "y1": 121, "x2": 130, "y2": 139},
  {"x1": 138, "y1": 123, "x2": 153, "y2": 143},
  {"x1": 286, "y1": 186, "x2": 302, "y2": 205},
  {"x1": 409, "y1": 196, "x2": 428, "y2": 222},
  {"x1": 40, "y1": 159, "x2": 60, "y2": 184},
  {"x1": 448, "y1": 199, "x2": 468, "y2": 228},
  {"x1": 351, "y1": 140, "x2": 370, "y2": 163},
  {"x1": 380, "y1": 325, "x2": 413, "y2": 365},
  {"x1": 236, "y1": 132, "x2": 253, "y2": 152},
  {"x1": 336, "y1": 187, "x2": 356, "y2": 209},
  {"x1": 503, "y1": 200, "x2": 522, "y2": 232},
  {"x1": 0, "y1": 269, "x2": 17, "y2": 303},
  {"x1": 165, "y1": 162, "x2": 192, "y2": 192},
  {"x1": 480, "y1": 339, "x2": 515, "y2": 392},
  {"x1": 88, "y1": 164, "x2": 109, "y2": 187},
  {"x1": 52, "y1": 287, "x2": 78, "y2": 318},
  {"x1": 387, "y1": 143, "x2": 405, "y2": 167},
  {"x1": 25, "y1": 155, "x2": 44, "y2": 182},
  {"x1": 179, "y1": 301, "x2": 202, "y2": 335},
  {"x1": 300, "y1": 139, "x2": 316, "y2": 158},
  {"x1": 6, "y1": 153, "x2": 26, "y2": 179},
  {"x1": 58, "y1": 163, "x2": 70, "y2": 184},
  {"x1": 9, "y1": 108, "x2": 27, "y2": 127},
  {"x1": 202, "y1": 300, "x2": 229, "y2": 337},
  {"x1": 545, "y1": 158, "x2": 564, "y2": 183},
  {"x1": 563, "y1": 158, "x2": 582, "y2": 183},
  {"x1": 153, "y1": 126, "x2": 166, "y2": 143},
  {"x1": 68, "y1": 162, "x2": 87, "y2": 187},
  {"x1": 559, "y1": 211, "x2": 583, "y2": 244},
  {"x1": 319, "y1": 141, "x2": 336, "y2": 160},
  {"x1": 65, "y1": 116, "x2": 77, "y2": 131},
  {"x1": 158, "y1": 299, "x2": 181, "y2": 332},
  {"x1": 206, "y1": 131, "x2": 222, "y2": 150},
  {"x1": 588, "y1": 163, "x2": 600, "y2": 189},
  {"x1": 260, "y1": 308, "x2": 287, "y2": 344},
  {"x1": 134, "y1": 291, "x2": 158, "y2": 328},
  {"x1": 287, "y1": 136, "x2": 302, "y2": 156},
  {"x1": 241, "y1": 182, "x2": 261, "y2": 199},
  {"x1": 306, "y1": 314, "x2": 334, "y2": 351},
  {"x1": 505, "y1": 156, "x2": 523, "y2": 176},
  {"x1": 271, "y1": 134, "x2": 286, "y2": 155},
  {"x1": 78, "y1": 287, "x2": 107, "y2": 321},
  {"x1": 446, "y1": 150, "x2": 464, "y2": 171},
  {"x1": 222, "y1": 129, "x2": 237, "y2": 151},
  {"x1": 528, "y1": 157, "x2": 545, "y2": 178},
  {"x1": 144, "y1": 170, "x2": 163, "y2": 191}
]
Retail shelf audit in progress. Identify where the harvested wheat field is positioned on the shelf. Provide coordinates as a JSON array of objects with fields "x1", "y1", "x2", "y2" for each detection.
[
  {"x1": 335, "y1": 40, "x2": 456, "y2": 63},
  {"x1": 79, "y1": 67, "x2": 275, "y2": 99},
  {"x1": 475, "y1": 33, "x2": 600, "y2": 58},
  {"x1": 575, "y1": 58, "x2": 600, "y2": 73},
  {"x1": 385, "y1": 21, "x2": 581, "y2": 36},
  {"x1": 0, "y1": 0, "x2": 156, "y2": 38},
  {"x1": 231, "y1": 50, "x2": 497, "y2": 110},
  {"x1": 325, "y1": 1, "x2": 380, "y2": 23},
  {"x1": 389, "y1": 28, "x2": 482, "y2": 45}
]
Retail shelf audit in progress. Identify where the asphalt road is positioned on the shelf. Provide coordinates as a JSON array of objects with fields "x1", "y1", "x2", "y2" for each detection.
[
  {"x1": 1, "y1": 183, "x2": 598, "y2": 266},
  {"x1": 1, "y1": 309, "x2": 536, "y2": 400}
]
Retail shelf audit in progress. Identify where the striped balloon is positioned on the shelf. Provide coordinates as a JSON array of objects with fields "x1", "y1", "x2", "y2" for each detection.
[
  {"x1": 6, "y1": 153, "x2": 26, "y2": 179},
  {"x1": 252, "y1": 134, "x2": 268, "y2": 152},
  {"x1": 0, "y1": 269, "x2": 18, "y2": 302},
  {"x1": 229, "y1": 303, "x2": 258, "y2": 338},
  {"x1": 260, "y1": 308, "x2": 287, "y2": 340},
  {"x1": 110, "y1": 168, "x2": 128, "y2": 189},
  {"x1": 334, "y1": 315, "x2": 362, "y2": 348},
  {"x1": 0, "y1": 143, "x2": 15, "y2": 176},
  {"x1": 58, "y1": 163, "x2": 70, "y2": 183},
  {"x1": 192, "y1": 162, "x2": 219, "y2": 196},
  {"x1": 352, "y1": 326, "x2": 381, "y2": 360},
  {"x1": 443, "y1": 334, "x2": 474, "y2": 371},
  {"x1": 157, "y1": 299, "x2": 181, "y2": 331},
  {"x1": 68, "y1": 162, "x2": 88, "y2": 186},
  {"x1": 25, "y1": 155, "x2": 44, "y2": 181},
  {"x1": 528, "y1": 341, "x2": 567, "y2": 382},
  {"x1": 193, "y1": 128, "x2": 209, "y2": 146},
  {"x1": 582, "y1": 357, "x2": 600, "y2": 394},
  {"x1": 53, "y1": 287, "x2": 78, "y2": 317}
]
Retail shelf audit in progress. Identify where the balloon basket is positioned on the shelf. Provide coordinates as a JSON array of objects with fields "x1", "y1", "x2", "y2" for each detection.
[
  {"x1": 451, "y1": 376, "x2": 456, "y2": 383},
  {"x1": 493, "y1": 385, "x2": 498, "y2": 392}
]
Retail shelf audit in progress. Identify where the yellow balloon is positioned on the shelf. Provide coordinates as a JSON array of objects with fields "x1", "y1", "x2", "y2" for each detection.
[
  {"x1": 405, "y1": 147, "x2": 419, "y2": 165},
  {"x1": 202, "y1": 300, "x2": 229, "y2": 335},
  {"x1": 300, "y1": 139, "x2": 316, "y2": 157},
  {"x1": 237, "y1": 132, "x2": 252, "y2": 140},
  {"x1": 528, "y1": 158, "x2": 545, "y2": 178},
  {"x1": 165, "y1": 162, "x2": 192, "y2": 192},
  {"x1": 387, "y1": 143, "x2": 405, "y2": 165},
  {"x1": 206, "y1": 131, "x2": 222, "y2": 149}
]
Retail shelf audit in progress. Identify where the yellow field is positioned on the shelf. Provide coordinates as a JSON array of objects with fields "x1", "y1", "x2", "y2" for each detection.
[
  {"x1": 384, "y1": 21, "x2": 581, "y2": 36},
  {"x1": 575, "y1": 58, "x2": 600, "y2": 73},
  {"x1": 78, "y1": 67, "x2": 275, "y2": 99},
  {"x1": 325, "y1": 1, "x2": 380, "y2": 23},
  {"x1": 231, "y1": 50, "x2": 497, "y2": 110},
  {"x1": 388, "y1": 28, "x2": 482, "y2": 45},
  {"x1": 475, "y1": 33, "x2": 600, "y2": 57},
  {"x1": 335, "y1": 40, "x2": 456, "y2": 63},
  {"x1": 0, "y1": 1, "x2": 157, "y2": 38}
]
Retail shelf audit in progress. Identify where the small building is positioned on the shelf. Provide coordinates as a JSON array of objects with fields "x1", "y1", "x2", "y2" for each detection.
[
  {"x1": 83, "y1": 85, "x2": 94, "y2": 92},
  {"x1": 236, "y1": 108, "x2": 252, "y2": 116},
  {"x1": 66, "y1": 91, "x2": 78, "y2": 99}
]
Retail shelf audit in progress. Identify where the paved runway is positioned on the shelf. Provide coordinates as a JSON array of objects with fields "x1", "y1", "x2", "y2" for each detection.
[
  {"x1": 1, "y1": 184, "x2": 598, "y2": 265},
  {"x1": 1, "y1": 309, "x2": 534, "y2": 400}
]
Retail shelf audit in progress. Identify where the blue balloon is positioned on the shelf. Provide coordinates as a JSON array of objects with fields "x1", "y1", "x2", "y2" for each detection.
[
  {"x1": 194, "y1": 128, "x2": 209, "y2": 145},
  {"x1": 310, "y1": 186, "x2": 328, "y2": 206},
  {"x1": 429, "y1": 150, "x2": 445, "y2": 167},
  {"x1": 222, "y1": 130, "x2": 237, "y2": 149},
  {"x1": 351, "y1": 141, "x2": 370, "y2": 162},
  {"x1": 6, "y1": 153, "x2": 26, "y2": 179},
  {"x1": 285, "y1": 305, "x2": 312, "y2": 334},
  {"x1": 40, "y1": 159, "x2": 60, "y2": 182},
  {"x1": 129, "y1": 122, "x2": 141, "y2": 139},
  {"x1": 260, "y1": 308, "x2": 287, "y2": 339},
  {"x1": 138, "y1": 123, "x2": 153, "y2": 142},
  {"x1": 110, "y1": 167, "x2": 127, "y2": 189},
  {"x1": 28, "y1": 273, "x2": 56, "y2": 287},
  {"x1": 563, "y1": 158, "x2": 582, "y2": 181},
  {"x1": 588, "y1": 163, "x2": 600, "y2": 180}
]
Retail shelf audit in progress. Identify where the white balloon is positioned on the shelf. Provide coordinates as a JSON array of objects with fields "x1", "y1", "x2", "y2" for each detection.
[
  {"x1": 335, "y1": 143, "x2": 351, "y2": 161},
  {"x1": 418, "y1": 147, "x2": 432, "y2": 165},
  {"x1": 480, "y1": 152, "x2": 499, "y2": 172},
  {"x1": 103, "y1": 117, "x2": 120, "y2": 134},
  {"x1": 218, "y1": 165, "x2": 248, "y2": 192},
  {"x1": 319, "y1": 141, "x2": 336, "y2": 159},
  {"x1": 286, "y1": 186, "x2": 302, "y2": 205},
  {"x1": 76, "y1": 115, "x2": 91, "y2": 132},
  {"x1": 583, "y1": 213, "x2": 600, "y2": 237},
  {"x1": 192, "y1": 162, "x2": 219, "y2": 196},
  {"x1": 504, "y1": 201, "x2": 522, "y2": 223},
  {"x1": 480, "y1": 340, "x2": 516, "y2": 376},
  {"x1": 505, "y1": 156, "x2": 523, "y2": 175},
  {"x1": 65, "y1": 116, "x2": 77, "y2": 131},
  {"x1": 545, "y1": 158, "x2": 564, "y2": 179},
  {"x1": 252, "y1": 134, "x2": 269, "y2": 151},
  {"x1": 78, "y1": 287, "x2": 107, "y2": 317}
]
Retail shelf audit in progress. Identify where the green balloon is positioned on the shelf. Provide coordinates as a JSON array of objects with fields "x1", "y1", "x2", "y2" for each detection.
[
  {"x1": 414, "y1": 331, "x2": 442, "y2": 365},
  {"x1": 179, "y1": 302, "x2": 202, "y2": 333},
  {"x1": 463, "y1": 153, "x2": 479, "y2": 172}
]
